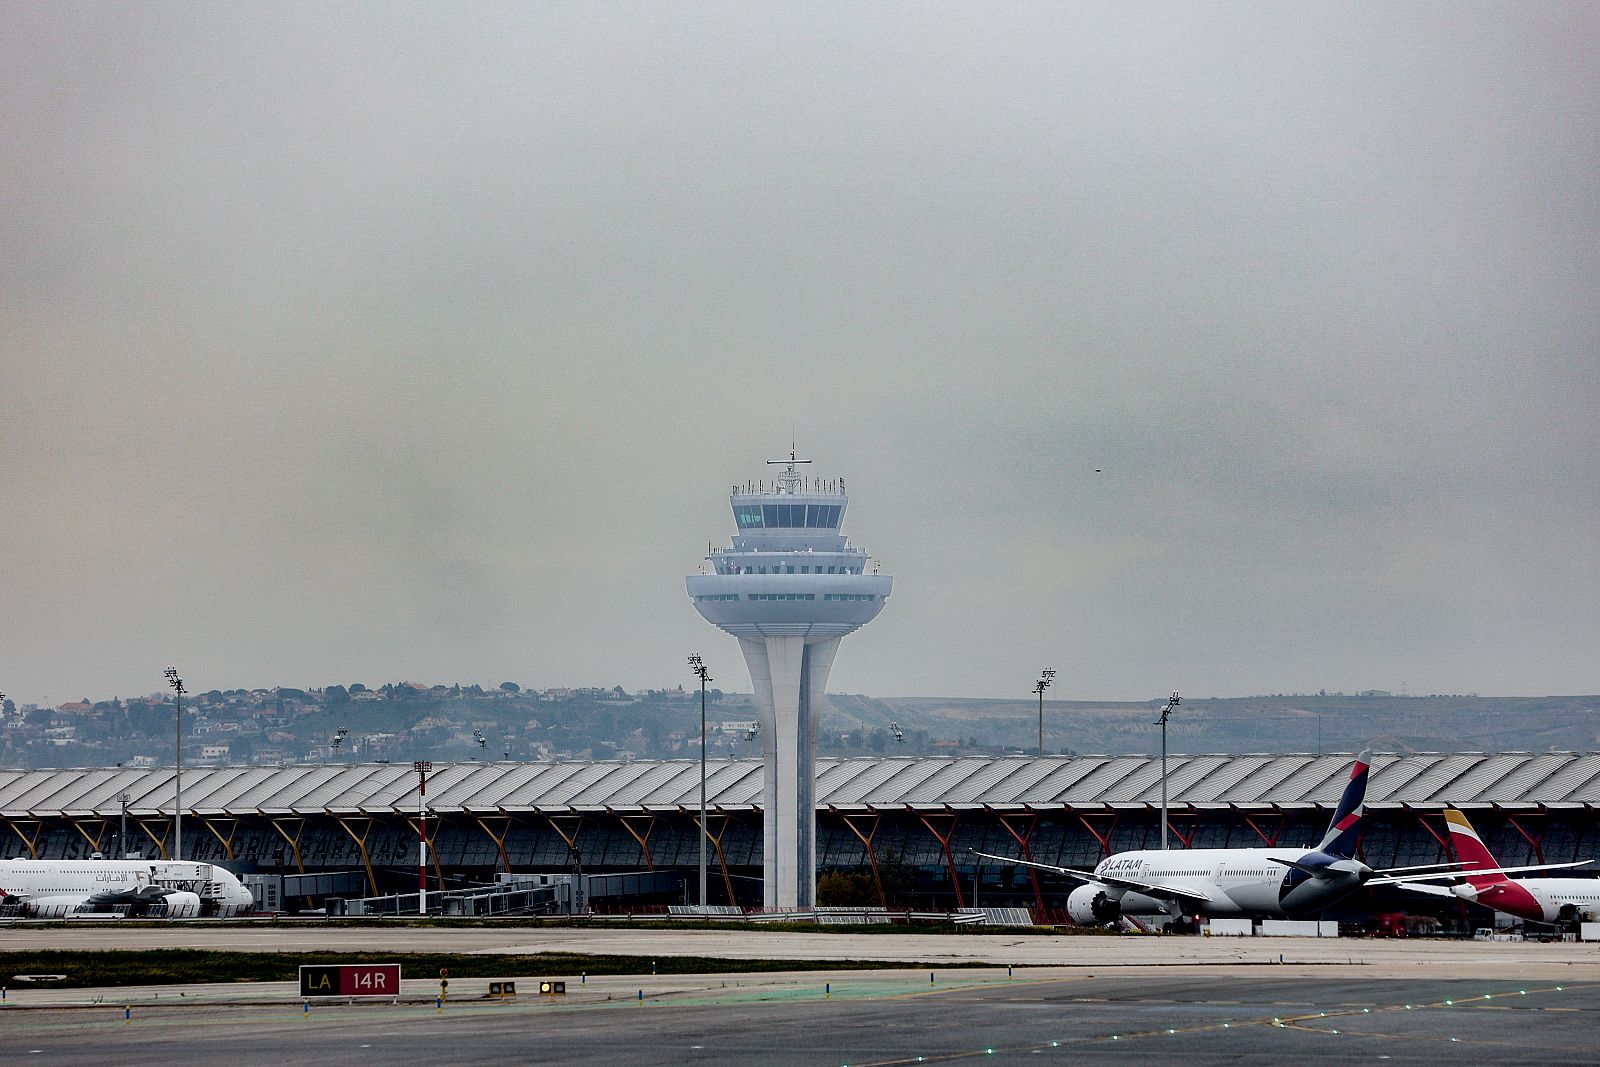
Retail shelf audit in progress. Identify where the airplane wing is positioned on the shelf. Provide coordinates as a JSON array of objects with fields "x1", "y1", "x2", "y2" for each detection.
[
  {"x1": 1368, "y1": 860, "x2": 1592, "y2": 887},
  {"x1": 969, "y1": 851, "x2": 1212, "y2": 903},
  {"x1": 1387, "y1": 881, "x2": 1456, "y2": 898}
]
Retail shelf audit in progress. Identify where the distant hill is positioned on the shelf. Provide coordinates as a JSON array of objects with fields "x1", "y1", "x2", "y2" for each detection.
[{"x1": 821, "y1": 692, "x2": 1600, "y2": 756}]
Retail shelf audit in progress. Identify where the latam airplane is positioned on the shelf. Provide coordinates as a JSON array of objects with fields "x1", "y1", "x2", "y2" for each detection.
[
  {"x1": 976, "y1": 751, "x2": 1480, "y2": 924},
  {"x1": 1397, "y1": 808, "x2": 1596, "y2": 925},
  {"x1": 0, "y1": 859, "x2": 254, "y2": 918}
]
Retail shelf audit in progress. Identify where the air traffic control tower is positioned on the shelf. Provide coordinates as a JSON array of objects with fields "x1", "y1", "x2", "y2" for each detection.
[{"x1": 687, "y1": 452, "x2": 892, "y2": 909}]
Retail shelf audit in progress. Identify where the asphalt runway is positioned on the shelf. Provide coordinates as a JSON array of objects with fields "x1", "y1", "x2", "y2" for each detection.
[{"x1": 3, "y1": 970, "x2": 1596, "y2": 1066}]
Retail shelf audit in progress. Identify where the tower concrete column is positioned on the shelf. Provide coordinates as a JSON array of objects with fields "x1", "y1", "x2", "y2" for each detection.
[{"x1": 688, "y1": 455, "x2": 892, "y2": 911}]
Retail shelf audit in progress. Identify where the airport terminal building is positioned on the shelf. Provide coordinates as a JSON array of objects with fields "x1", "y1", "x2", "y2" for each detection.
[{"x1": 3, "y1": 751, "x2": 1599, "y2": 919}]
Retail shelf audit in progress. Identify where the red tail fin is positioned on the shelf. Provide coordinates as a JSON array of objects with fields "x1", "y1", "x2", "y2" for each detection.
[{"x1": 1444, "y1": 808, "x2": 1508, "y2": 889}]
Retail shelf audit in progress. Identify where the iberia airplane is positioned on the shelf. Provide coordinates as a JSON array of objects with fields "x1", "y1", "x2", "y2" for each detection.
[{"x1": 1396, "y1": 808, "x2": 1596, "y2": 925}]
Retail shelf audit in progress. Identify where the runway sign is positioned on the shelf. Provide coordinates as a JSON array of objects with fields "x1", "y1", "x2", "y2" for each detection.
[{"x1": 299, "y1": 963, "x2": 402, "y2": 997}]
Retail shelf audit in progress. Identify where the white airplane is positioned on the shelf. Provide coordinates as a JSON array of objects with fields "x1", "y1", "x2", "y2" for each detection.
[
  {"x1": 0, "y1": 858, "x2": 254, "y2": 918},
  {"x1": 1395, "y1": 808, "x2": 1596, "y2": 925},
  {"x1": 975, "y1": 751, "x2": 1492, "y2": 925}
]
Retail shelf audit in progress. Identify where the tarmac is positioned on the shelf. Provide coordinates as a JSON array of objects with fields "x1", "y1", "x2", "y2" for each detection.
[{"x1": 5, "y1": 925, "x2": 1600, "y2": 1064}]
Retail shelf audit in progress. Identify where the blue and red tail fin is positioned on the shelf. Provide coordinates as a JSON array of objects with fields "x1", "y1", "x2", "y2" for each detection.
[{"x1": 1314, "y1": 749, "x2": 1371, "y2": 859}]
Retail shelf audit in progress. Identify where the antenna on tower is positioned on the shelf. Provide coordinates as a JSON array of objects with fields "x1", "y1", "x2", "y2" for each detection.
[{"x1": 766, "y1": 446, "x2": 812, "y2": 494}]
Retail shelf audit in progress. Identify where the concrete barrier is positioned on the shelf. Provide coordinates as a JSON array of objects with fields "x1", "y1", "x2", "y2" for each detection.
[{"x1": 1259, "y1": 919, "x2": 1338, "y2": 937}]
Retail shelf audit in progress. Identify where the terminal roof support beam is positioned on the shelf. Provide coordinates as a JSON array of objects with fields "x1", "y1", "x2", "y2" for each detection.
[
  {"x1": 70, "y1": 817, "x2": 112, "y2": 856},
  {"x1": 916, "y1": 811, "x2": 964, "y2": 910},
  {"x1": 6, "y1": 816, "x2": 48, "y2": 859},
  {"x1": 267, "y1": 816, "x2": 310, "y2": 906},
  {"x1": 836, "y1": 810, "x2": 887, "y2": 909},
  {"x1": 1075, "y1": 811, "x2": 1120, "y2": 859},
  {"x1": 993, "y1": 811, "x2": 1044, "y2": 911},
  {"x1": 333, "y1": 815, "x2": 381, "y2": 897},
  {"x1": 137, "y1": 817, "x2": 174, "y2": 860},
  {"x1": 1163, "y1": 808, "x2": 1199, "y2": 850},
  {"x1": 1508, "y1": 813, "x2": 1550, "y2": 866},
  {"x1": 402, "y1": 814, "x2": 446, "y2": 893},
  {"x1": 472, "y1": 813, "x2": 516, "y2": 875},
  {"x1": 1243, "y1": 812, "x2": 1287, "y2": 847},
  {"x1": 614, "y1": 812, "x2": 658, "y2": 870},
  {"x1": 695, "y1": 810, "x2": 740, "y2": 910},
  {"x1": 198, "y1": 816, "x2": 241, "y2": 861}
]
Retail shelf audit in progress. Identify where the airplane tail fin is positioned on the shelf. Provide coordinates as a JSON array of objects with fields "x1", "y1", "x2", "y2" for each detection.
[
  {"x1": 1314, "y1": 749, "x2": 1371, "y2": 859},
  {"x1": 1443, "y1": 808, "x2": 1510, "y2": 889}
]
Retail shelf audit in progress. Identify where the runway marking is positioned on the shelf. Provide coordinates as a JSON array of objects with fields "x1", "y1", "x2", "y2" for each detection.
[{"x1": 840, "y1": 983, "x2": 1597, "y2": 1065}]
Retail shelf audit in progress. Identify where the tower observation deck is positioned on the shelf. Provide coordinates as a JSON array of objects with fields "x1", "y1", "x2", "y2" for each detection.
[{"x1": 687, "y1": 452, "x2": 891, "y2": 909}]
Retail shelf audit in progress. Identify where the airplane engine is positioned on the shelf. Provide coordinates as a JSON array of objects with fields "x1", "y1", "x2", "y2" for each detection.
[
  {"x1": 1066, "y1": 884, "x2": 1121, "y2": 925},
  {"x1": 157, "y1": 891, "x2": 203, "y2": 918}
]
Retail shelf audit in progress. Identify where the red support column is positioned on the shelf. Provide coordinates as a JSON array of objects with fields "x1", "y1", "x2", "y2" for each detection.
[
  {"x1": 837, "y1": 810, "x2": 888, "y2": 908},
  {"x1": 994, "y1": 810, "x2": 1044, "y2": 910},
  {"x1": 1243, "y1": 811, "x2": 1286, "y2": 847},
  {"x1": 917, "y1": 811, "x2": 964, "y2": 909},
  {"x1": 1075, "y1": 811, "x2": 1120, "y2": 858}
]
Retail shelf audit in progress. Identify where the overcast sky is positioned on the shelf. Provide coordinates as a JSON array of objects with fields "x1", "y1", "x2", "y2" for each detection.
[{"x1": 3, "y1": 3, "x2": 1596, "y2": 707}]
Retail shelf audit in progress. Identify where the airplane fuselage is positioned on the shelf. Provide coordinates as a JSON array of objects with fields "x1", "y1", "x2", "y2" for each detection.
[
  {"x1": 0, "y1": 859, "x2": 253, "y2": 918},
  {"x1": 1461, "y1": 876, "x2": 1600, "y2": 924},
  {"x1": 1093, "y1": 847, "x2": 1367, "y2": 919}
]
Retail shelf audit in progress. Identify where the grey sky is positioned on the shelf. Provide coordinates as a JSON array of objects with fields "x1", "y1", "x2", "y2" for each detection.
[{"x1": 3, "y1": 4, "x2": 1596, "y2": 706}]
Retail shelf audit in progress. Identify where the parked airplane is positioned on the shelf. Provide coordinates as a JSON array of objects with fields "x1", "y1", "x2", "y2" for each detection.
[
  {"x1": 975, "y1": 751, "x2": 1480, "y2": 925},
  {"x1": 0, "y1": 858, "x2": 254, "y2": 918},
  {"x1": 1395, "y1": 808, "x2": 1596, "y2": 925}
]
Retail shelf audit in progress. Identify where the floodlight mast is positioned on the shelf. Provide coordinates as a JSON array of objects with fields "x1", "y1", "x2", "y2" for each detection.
[
  {"x1": 1034, "y1": 669, "x2": 1055, "y2": 757},
  {"x1": 164, "y1": 667, "x2": 186, "y2": 860},
  {"x1": 414, "y1": 760, "x2": 432, "y2": 914},
  {"x1": 688, "y1": 653, "x2": 712, "y2": 915},
  {"x1": 1154, "y1": 692, "x2": 1181, "y2": 849}
]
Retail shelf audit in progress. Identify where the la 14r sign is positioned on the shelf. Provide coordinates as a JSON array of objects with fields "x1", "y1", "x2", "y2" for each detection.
[{"x1": 299, "y1": 964, "x2": 402, "y2": 997}]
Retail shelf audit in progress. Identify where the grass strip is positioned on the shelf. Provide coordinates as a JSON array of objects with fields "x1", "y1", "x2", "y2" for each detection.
[{"x1": 0, "y1": 950, "x2": 964, "y2": 989}]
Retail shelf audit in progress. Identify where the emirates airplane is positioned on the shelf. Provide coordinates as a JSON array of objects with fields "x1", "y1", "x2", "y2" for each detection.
[
  {"x1": 0, "y1": 858, "x2": 254, "y2": 918},
  {"x1": 1396, "y1": 808, "x2": 1596, "y2": 925},
  {"x1": 976, "y1": 751, "x2": 1488, "y2": 924}
]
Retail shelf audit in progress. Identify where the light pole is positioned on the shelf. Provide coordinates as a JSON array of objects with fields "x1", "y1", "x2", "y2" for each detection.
[
  {"x1": 413, "y1": 760, "x2": 432, "y2": 914},
  {"x1": 119, "y1": 792, "x2": 129, "y2": 858},
  {"x1": 473, "y1": 728, "x2": 486, "y2": 760},
  {"x1": 331, "y1": 726, "x2": 348, "y2": 761},
  {"x1": 1154, "y1": 691, "x2": 1181, "y2": 849},
  {"x1": 1034, "y1": 669, "x2": 1055, "y2": 757},
  {"x1": 688, "y1": 652, "x2": 711, "y2": 914},
  {"x1": 164, "y1": 666, "x2": 185, "y2": 861}
]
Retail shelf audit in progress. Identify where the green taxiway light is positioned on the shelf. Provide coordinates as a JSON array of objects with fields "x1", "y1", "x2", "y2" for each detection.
[{"x1": 1445, "y1": 1000, "x2": 1454, "y2": 1006}]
